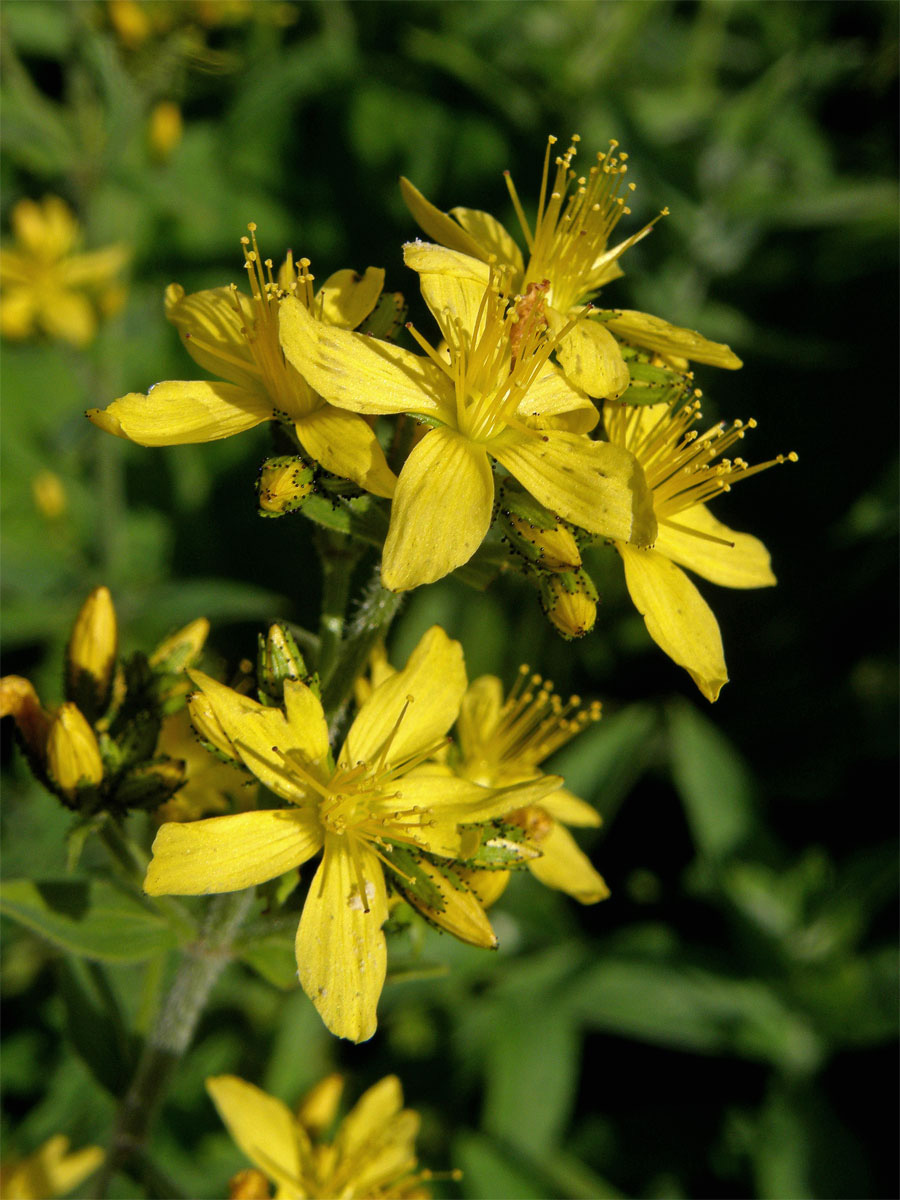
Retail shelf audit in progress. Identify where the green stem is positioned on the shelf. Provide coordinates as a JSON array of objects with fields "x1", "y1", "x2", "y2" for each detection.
[
  {"x1": 321, "y1": 569, "x2": 403, "y2": 726},
  {"x1": 98, "y1": 818, "x2": 196, "y2": 940},
  {"x1": 315, "y1": 529, "x2": 360, "y2": 685},
  {"x1": 94, "y1": 890, "x2": 255, "y2": 1198}
]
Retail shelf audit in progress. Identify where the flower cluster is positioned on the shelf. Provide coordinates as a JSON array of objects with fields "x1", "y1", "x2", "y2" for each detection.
[{"x1": 86, "y1": 135, "x2": 794, "y2": 699}]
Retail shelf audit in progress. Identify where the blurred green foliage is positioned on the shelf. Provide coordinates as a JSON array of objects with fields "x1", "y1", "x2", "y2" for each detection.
[{"x1": 2, "y1": 2, "x2": 897, "y2": 1198}]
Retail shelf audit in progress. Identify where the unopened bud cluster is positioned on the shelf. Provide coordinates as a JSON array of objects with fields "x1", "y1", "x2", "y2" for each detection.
[{"x1": 0, "y1": 587, "x2": 209, "y2": 816}]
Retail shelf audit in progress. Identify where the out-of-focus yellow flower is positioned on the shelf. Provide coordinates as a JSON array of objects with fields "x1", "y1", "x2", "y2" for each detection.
[
  {"x1": 605, "y1": 397, "x2": 797, "y2": 701},
  {"x1": 146, "y1": 627, "x2": 559, "y2": 1041},
  {"x1": 401, "y1": 136, "x2": 741, "y2": 398},
  {"x1": 452, "y1": 668, "x2": 608, "y2": 905},
  {"x1": 46, "y1": 703, "x2": 104, "y2": 800},
  {"x1": 279, "y1": 267, "x2": 654, "y2": 591},
  {"x1": 155, "y1": 707, "x2": 254, "y2": 822},
  {"x1": 0, "y1": 197, "x2": 128, "y2": 347},
  {"x1": 88, "y1": 226, "x2": 396, "y2": 499},
  {"x1": 207, "y1": 1073, "x2": 442, "y2": 1200},
  {"x1": 0, "y1": 1135, "x2": 103, "y2": 1200},
  {"x1": 148, "y1": 100, "x2": 183, "y2": 161},
  {"x1": 31, "y1": 470, "x2": 67, "y2": 520}
]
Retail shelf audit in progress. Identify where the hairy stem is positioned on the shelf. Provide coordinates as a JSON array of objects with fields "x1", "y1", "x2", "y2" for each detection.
[
  {"x1": 315, "y1": 529, "x2": 361, "y2": 686},
  {"x1": 322, "y1": 568, "x2": 404, "y2": 728},
  {"x1": 95, "y1": 890, "x2": 255, "y2": 1197}
]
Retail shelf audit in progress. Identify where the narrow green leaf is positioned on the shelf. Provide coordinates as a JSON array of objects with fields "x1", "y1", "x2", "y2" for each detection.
[
  {"x1": 0, "y1": 879, "x2": 180, "y2": 962},
  {"x1": 58, "y1": 959, "x2": 135, "y2": 1095},
  {"x1": 667, "y1": 700, "x2": 756, "y2": 860}
]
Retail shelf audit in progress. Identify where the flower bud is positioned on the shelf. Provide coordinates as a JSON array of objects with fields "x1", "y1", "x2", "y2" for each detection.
[
  {"x1": 256, "y1": 456, "x2": 315, "y2": 517},
  {"x1": 540, "y1": 570, "x2": 599, "y2": 640},
  {"x1": 258, "y1": 623, "x2": 311, "y2": 704},
  {"x1": 46, "y1": 704, "x2": 104, "y2": 803},
  {"x1": 149, "y1": 618, "x2": 210, "y2": 674},
  {"x1": 499, "y1": 484, "x2": 582, "y2": 572},
  {"x1": 31, "y1": 470, "x2": 67, "y2": 520},
  {"x1": 228, "y1": 1169, "x2": 271, "y2": 1200},
  {"x1": 398, "y1": 857, "x2": 498, "y2": 949},
  {"x1": 65, "y1": 587, "x2": 117, "y2": 720},
  {"x1": 0, "y1": 676, "x2": 52, "y2": 758},
  {"x1": 148, "y1": 101, "x2": 183, "y2": 162}
]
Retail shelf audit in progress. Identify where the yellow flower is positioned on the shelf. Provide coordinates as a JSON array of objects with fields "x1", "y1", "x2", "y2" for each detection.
[
  {"x1": 46, "y1": 703, "x2": 104, "y2": 801},
  {"x1": 279, "y1": 269, "x2": 655, "y2": 591},
  {"x1": 453, "y1": 668, "x2": 608, "y2": 905},
  {"x1": 400, "y1": 136, "x2": 741, "y2": 397},
  {"x1": 0, "y1": 196, "x2": 128, "y2": 347},
  {"x1": 0, "y1": 1135, "x2": 103, "y2": 1200},
  {"x1": 31, "y1": 470, "x2": 67, "y2": 520},
  {"x1": 605, "y1": 397, "x2": 797, "y2": 701},
  {"x1": 88, "y1": 226, "x2": 396, "y2": 500},
  {"x1": 145, "y1": 627, "x2": 558, "y2": 1041},
  {"x1": 207, "y1": 1073, "x2": 439, "y2": 1200},
  {"x1": 154, "y1": 707, "x2": 255, "y2": 822},
  {"x1": 0, "y1": 676, "x2": 52, "y2": 759},
  {"x1": 148, "y1": 100, "x2": 183, "y2": 161}
]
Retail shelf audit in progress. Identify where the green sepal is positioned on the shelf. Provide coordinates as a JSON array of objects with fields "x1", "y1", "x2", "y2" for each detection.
[
  {"x1": 357, "y1": 290, "x2": 408, "y2": 341},
  {"x1": 459, "y1": 819, "x2": 540, "y2": 869},
  {"x1": 113, "y1": 756, "x2": 187, "y2": 812},
  {"x1": 382, "y1": 844, "x2": 446, "y2": 912}
]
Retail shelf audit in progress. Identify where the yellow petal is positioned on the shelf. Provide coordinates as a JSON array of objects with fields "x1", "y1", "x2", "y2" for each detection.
[
  {"x1": 515, "y1": 363, "x2": 599, "y2": 430},
  {"x1": 295, "y1": 405, "x2": 396, "y2": 499},
  {"x1": 421, "y1": 770, "x2": 563, "y2": 828},
  {"x1": 60, "y1": 244, "x2": 130, "y2": 288},
  {"x1": 189, "y1": 671, "x2": 327, "y2": 803},
  {"x1": 492, "y1": 430, "x2": 657, "y2": 546},
  {"x1": 42, "y1": 290, "x2": 97, "y2": 346},
  {"x1": 655, "y1": 504, "x2": 776, "y2": 589},
  {"x1": 144, "y1": 808, "x2": 322, "y2": 895},
  {"x1": 603, "y1": 309, "x2": 742, "y2": 369},
  {"x1": 165, "y1": 284, "x2": 260, "y2": 392},
  {"x1": 206, "y1": 1076, "x2": 305, "y2": 1191},
  {"x1": 296, "y1": 836, "x2": 388, "y2": 1042},
  {"x1": 0, "y1": 286, "x2": 38, "y2": 338},
  {"x1": 402, "y1": 241, "x2": 491, "y2": 341},
  {"x1": 381, "y1": 427, "x2": 495, "y2": 590},
  {"x1": 552, "y1": 316, "x2": 630, "y2": 400},
  {"x1": 342, "y1": 626, "x2": 466, "y2": 769},
  {"x1": 87, "y1": 381, "x2": 273, "y2": 446},
  {"x1": 315, "y1": 266, "x2": 384, "y2": 329},
  {"x1": 456, "y1": 675, "x2": 503, "y2": 759},
  {"x1": 279, "y1": 295, "x2": 449, "y2": 418},
  {"x1": 399, "y1": 177, "x2": 490, "y2": 261},
  {"x1": 458, "y1": 867, "x2": 511, "y2": 908},
  {"x1": 450, "y1": 206, "x2": 524, "y2": 278},
  {"x1": 618, "y1": 543, "x2": 728, "y2": 702},
  {"x1": 334, "y1": 1075, "x2": 403, "y2": 1160},
  {"x1": 541, "y1": 788, "x2": 602, "y2": 827},
  {"x1": 527, "y1": 821, "x2": 609, "y2": 903},
  {"x1": 1, "y1": 1136, "x2": 104, "y2": 1200}
]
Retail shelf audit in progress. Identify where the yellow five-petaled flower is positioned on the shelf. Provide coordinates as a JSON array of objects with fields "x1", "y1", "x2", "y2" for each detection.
[
  {"x1": 88, "y1": 225, "x2": 396, "y2": 498},
  {"x1": 279, "y1": 267, "x2": 655, "y2": 591},
  {"x1": 605, "y1": 397, "x2": 797, "y2": 701},
  {"x1": 144, "y1": 627, "x2": 559, "y2": 1041}
]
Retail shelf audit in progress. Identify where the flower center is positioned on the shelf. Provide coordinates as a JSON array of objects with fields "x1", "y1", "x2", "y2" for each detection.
[{"x1": 406, "y1": 278, "x2": 573, "y2": 444}]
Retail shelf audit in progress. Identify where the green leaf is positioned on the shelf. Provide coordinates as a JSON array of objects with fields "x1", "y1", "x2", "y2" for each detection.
[
  {"x1": 454, "y1": 1131, "x2": 547, "y2": 1200},
  {"x1": 569, "y1": 957, "x2": 823, "y2": 1071},
  {"x1": 234, "y1": 933, "x2": 298, "y2": 990},
  {"x1": 0, "y1": 879, "x2": 180, "y2": 962},
  {"x1": 483, "y1": 1001, "x2": 579, "y2": 1155},
  {"x1": 58, "y1": 958, "x2": 136, "y2": 1095},
  {"x1": 667, "y1": 700, "x2": 756, "y2": 860}
]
